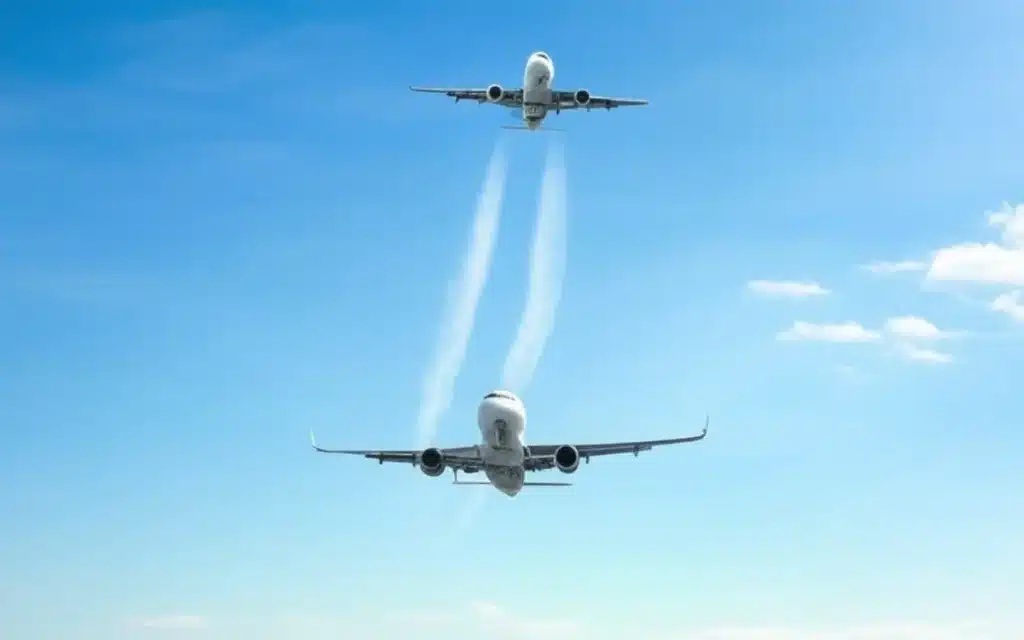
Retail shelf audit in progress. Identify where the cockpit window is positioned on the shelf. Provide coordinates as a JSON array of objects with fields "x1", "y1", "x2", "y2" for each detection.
[
  {"x1": 534, "y1": 52, "x2": 550, "y2": 61},
  {"x1": 484, "y1": 391, "x2": 517, "y2": 401}
]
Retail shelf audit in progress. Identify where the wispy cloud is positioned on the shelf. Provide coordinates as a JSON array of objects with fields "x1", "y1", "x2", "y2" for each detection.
[
  {"x1": 861, "y1": 260, "x2": 928, "y2": 274},
  {"x1": 500, "y1": 140, "x2": 568, "y2": 394},
  {"x1": 777, "y1": 321, "x2": 880, "y2": 342},
  {"x1": 777, "y1": 316, "x2": 957, "y2": 364},
  {"x1": 747, "y1": 279, "x2": 830, "y2": 297},
  {"x1": 416, "y1": 145, "x2": 506, "y2": 447},
  {"x1": 128, "y1": 615, "x2": 207, "y2": 630},
  {"x1": 454, "y1": 485, "x2": 489, "y2": 530},
  {"x1": 882, "y1": 316, "x2": 957, "y2": 363},
  {"x1": 896, "y1": 342, "x2": 953, "y2": 364},
  {"x1": 991, "y1": 289, "x2": 1024, "y2": 322},
  {"x1": 4, "y1": 14, "x2": 409, "y2": 143},
  {"x1": 401, "y1": 601, "x2": 580, "y2": 639},
  {"x1": 883, "y1": 315, "x2": 957, "y2": 340}
]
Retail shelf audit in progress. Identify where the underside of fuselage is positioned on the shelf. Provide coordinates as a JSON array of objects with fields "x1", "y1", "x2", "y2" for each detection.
[
  {"x1": 478, "y1": 390, "x2": 528, "y2": 497},
  {"x1": 521, "y1": 51, "x2": 554, "y2": 128}
]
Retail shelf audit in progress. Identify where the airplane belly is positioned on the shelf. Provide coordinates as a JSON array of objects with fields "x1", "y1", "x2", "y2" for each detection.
[
  {"x1": 483, "y1": 439, "x2": 525, "y2": 497},
  {"x1": 523, "y1": 57, "x2": 553, "y2": 118},
  {"x1": 486, "y1": 467, "x2": 524, "y2": 497}
]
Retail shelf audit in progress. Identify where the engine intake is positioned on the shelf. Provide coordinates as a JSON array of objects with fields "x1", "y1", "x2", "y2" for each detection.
[
  {"x1": 574, "y1": 89, "x2": 591, "y2": 106},
  {"x1": 554, "y1": 444, "x2": 580, "y2": 474},
  {"x1": 419, "y1": 447, "x2": 445, "y2": 477},
  {"x1": 486, "y1": 84, "x2": 505, "y2": 102}
]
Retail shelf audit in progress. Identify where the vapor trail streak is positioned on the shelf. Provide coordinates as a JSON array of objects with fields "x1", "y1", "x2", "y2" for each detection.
[
  {"x1": 416, "y1": 145, "x2": 507, "y2": 448},
  {"x1": 459, "y1": 142, "x2": 568, "y2": 527},
  {"x1": 500, "y1": 141, "x2": 568, "y2": 394}
]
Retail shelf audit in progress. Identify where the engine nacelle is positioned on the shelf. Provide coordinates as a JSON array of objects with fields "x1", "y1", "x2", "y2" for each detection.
[
  {"x1": 486, "y1": 84, "x2": 505, "y2": 103},
  {"x1": 419, "y1": 447, "x2": 445, "y2": 477},
  {"x1": 573, "y1": 89, "x2": 591, "y2": 106},
  {"x1": 554, "y1": 444, "x2": 580, "y2": 474}
]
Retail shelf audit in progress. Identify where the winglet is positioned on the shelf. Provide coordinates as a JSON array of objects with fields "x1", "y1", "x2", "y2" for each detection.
[
  {"x1": 309, "y1": 430, "x2": 321, "y2": 452},
  {"x1": 703, "y1": 414, "x2": 710, "y2": 437}
]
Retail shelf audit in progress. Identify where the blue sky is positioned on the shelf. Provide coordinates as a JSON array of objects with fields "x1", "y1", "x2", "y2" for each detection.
[{"x1": 2, "y1": 1, "x2": 1023, "y2": 638}]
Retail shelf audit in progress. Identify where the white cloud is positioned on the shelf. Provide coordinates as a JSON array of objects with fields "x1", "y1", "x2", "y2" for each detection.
[
  {"x1": 778, "y1": 316, "x2": 959, "y2": 364},
  {"x1": 416, "y1": 145, "x2": 506, "y2": 448},
  {"x1": 991, "y1": 290, "x2": 1024, "y2": 322},
  {"x1": 777, "y1": 321, "x2": 880, "y2": 342},
  {"x1": 926, "y1": 242, "x2": 1024, "y2": 285},
  {"x1": 896, "y1": 342, "x2": 953, "y2": 364},
  {"x1": 883, "y1": 315, "x2": 953, "y2": 340},
  {"x1": 834, "y1": 364, "x2": 869, "y2": 382},
  {"x1": 988, "y1": 202, "x2": 1024, "y2": 248},
  {"x1": 467, "y1": 600, "x2": 580, "y2": 638},
  {"x1": 501, "y1": 140, "x2": 568, "y2": 394},
  {"x1": 861, "y1": 260, "x2": 927, "y2": 273},
  {"x1": 391, "y1": 602, "x2": 580, "y2": 639},
  {"x1": 924, "y1": 202, "x2": 1024, "y2": 286},
  {"x1": 130, "y1": 615, "x2": 207, "y2": 630},
  {"x1": 747, "y1": 280, "x2": 830, "y2": 298}
]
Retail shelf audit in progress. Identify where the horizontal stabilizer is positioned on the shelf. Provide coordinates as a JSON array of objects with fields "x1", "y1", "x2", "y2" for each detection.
[
  {"x1": 453, "y1": 480, "x2": 572, "y2": 487},
  {"x1": 500, "y1": 125, "x2": 565, "y2": 132}
]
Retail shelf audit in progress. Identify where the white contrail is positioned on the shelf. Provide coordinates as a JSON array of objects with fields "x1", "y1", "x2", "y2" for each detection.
[
  {"x1": 416, "y1": 144, "x2": 507, "y2": 448},
  {"x1": 500, "y1": 141, "x2": 568, "y2": 394},
  {"x1": 457, "y1": 142, "x2": 568, "y2": 529}
]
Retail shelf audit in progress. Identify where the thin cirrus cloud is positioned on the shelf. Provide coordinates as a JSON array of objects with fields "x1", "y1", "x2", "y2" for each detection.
[
  {"x1": 861, "y1": 260, "x2": 927, "y2": 273},
  {"x1": 776, "y1": 316, "x2": 957, "y2": 364},
  {"x1": 991, "y1": 290, "x2": 1024, "y2": 322},
  {"x1": 883, "y1": 315, "x2": 956, "y2": 340},
  {"x1": 747, "y1": 279, "x2": 830, "y2": 298},
  {"x1": 776, "y1": 321, "x2": 880, "y2": 342},
  {"x1": 896, "y1": 342, "x2": 954, "y2": 364}
]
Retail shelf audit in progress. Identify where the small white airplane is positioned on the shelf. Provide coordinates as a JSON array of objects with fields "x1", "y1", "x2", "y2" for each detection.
[
  {"x1": 310, "y1": 389, "x2": 708, "y2": 498},
  {"x1": 409, "y1": 51, "x2": 649, "y2": 131}
]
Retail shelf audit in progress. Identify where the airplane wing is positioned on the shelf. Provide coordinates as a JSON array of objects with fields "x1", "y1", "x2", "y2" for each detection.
[
  {"x1": 523, "y1": 416, "x2": 708, "y2": 471},
  {"x1": 409, "y1": 86, "x2": 523, "y2": 107},
  {"x1": 309, "y1": 431, "x2": 486, "y2": 470},
  {"x1": 552, "y1": 90, "x2": 648, "y2": 110}
]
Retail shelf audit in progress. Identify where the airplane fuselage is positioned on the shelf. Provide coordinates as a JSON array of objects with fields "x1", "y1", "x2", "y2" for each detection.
[
  {"x1": 476, "y1": 390, "x2": 528, "y2": 496},
  {"x1": 521, "y1": 51, "x2": 555, "y2": 130}
]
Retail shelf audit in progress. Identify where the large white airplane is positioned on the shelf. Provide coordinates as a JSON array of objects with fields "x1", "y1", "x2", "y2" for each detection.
[
  {"x1": 310, "y1": 389, "x2": 708, "y2": 498},
  {"x1": 409, "y1": 51, "x2": 649, "y2": 131}
]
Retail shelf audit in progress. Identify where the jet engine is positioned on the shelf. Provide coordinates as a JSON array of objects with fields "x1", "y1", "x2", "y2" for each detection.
[
  {"x1": 554, "y1": 444, "x2": 580, "y2": 474},
  {"x1": 486, "y1": 84, "x2": 505, "y2": 102},
  {"x1": 419, "y1": 447, "x2": 445, "y2": 477},
  {"x1": 573, "y1": 89, "x2": 591, "y2": 106}
]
